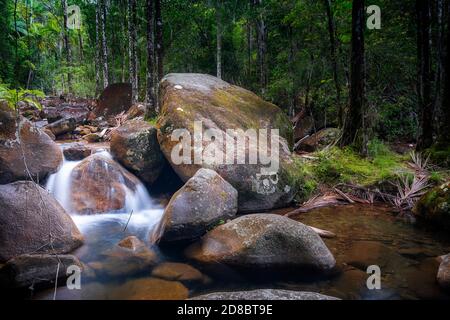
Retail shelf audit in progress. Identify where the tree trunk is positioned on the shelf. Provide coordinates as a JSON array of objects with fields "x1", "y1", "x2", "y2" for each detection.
[
  {"x1": 438, "y1": 1, "x2": 450, "y2": 146},
  {"x1": 155, "y1": 0, "x2": 164, "y2": 82},
  {"x1": 78, "y1": 29, "x2": 84, "y2": 63},
  {"x1": 416, "y1": 0, "x2": 433, "y2": 150},
  {"x1": 340, "y1": 0, "x2": 365, "y2": 152},
  {"x1": 62, "y1": 0, "x2": 72, "y2": 94},
  {"x1": 146, "y1": 0, "x2": 156, "y2": 117},
  {"x1": 254, "y1": 0, "x2": 267, "y2": 95},
  {"x1": 129, "y1": 0, "x2": 138, "y2": 102},
  {"x1": 95, "y1": 5, "x2": 101, "y2": 96},
  {"x1": 324, "y1": 0, "x2": 342, "y2": 126},
  {"x1": 216, "y1": 0, "x2": 222, "y2": 79},
  {"x1": 100, "y1": 0, "x2": 109, "y2": 89}
]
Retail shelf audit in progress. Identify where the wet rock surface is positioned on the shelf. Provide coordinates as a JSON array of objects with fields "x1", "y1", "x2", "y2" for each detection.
[
  {"x1": 0, "y1": 181, "x2": 83, "y2": 262},
  {"x1": 191, "y1": 289, "x2": 339, "y2": 300},
  {"x1": 110, "y1": 119, "x2": 166, "y2": 185},
  {"x1": 152, "y1": 168, "x2": 238, "y2": 243},
  {"x1": 186, "y1": 214, "x2": 336, "y2": 272}
]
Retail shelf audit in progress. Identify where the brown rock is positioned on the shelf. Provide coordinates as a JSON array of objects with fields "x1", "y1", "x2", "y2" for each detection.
[
  {"x1": 63, "y1": 144, "x2": 92, "y2": 161},
  {"x1": 297, "y1": 128, "x2": 341, "y2": 152},
  {"x1": 69, "y1": 154, "x2": 142, "y2": 214},
  {"x1": 0, "y1": 181, "x2": 83, "y2": 262},
  {"x1": 437, "y1": 254, "x2": 450, "y2": 291},
  {"x1": 126, "y1": 103, "x2": 147, "y2": 119},
  {"x1": 151, "y1": 262, "x2": 204, "y2": 283},
  {"x1": 0, "y1": 112, "x2": 62, "y2": 184},
  {"x1": 111, "y1": 278, "x2": 188, "y2": 300},
  {"x1": 0, "y1": 254, "x2": 82, "y2": 289},
  {"x1": 45, "y1": 117, "x2": 77, "y2": 136},
  {"x1": 110, "y1": 119, "x2": 166, "y2": 185},
  {"x1": 95, "y1": 83, "x2": 132, "y2": 118}
]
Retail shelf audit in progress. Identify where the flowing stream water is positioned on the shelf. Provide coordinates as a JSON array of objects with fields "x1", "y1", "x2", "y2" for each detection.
[{"x1": 34, "y1": 143, "x2": 450, "y2": 300}]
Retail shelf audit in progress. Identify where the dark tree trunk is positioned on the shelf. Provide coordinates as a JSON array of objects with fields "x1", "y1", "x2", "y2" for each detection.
[
  {"x1": 100, "y1": 0, "x2": 109, "y2": 88},
  {"x1": 155, "y1": 0, "x2": 164, "y2": 82},
  {"x1": 438, "y1": 1, "x2": 450, "y2": 146},
  {"x1": 216, "y1": 0, "x2": 222, "y2": 79},
  {"x1": 254, "y1": 0, "x2": 267, "y2": 95},
  {"x1": 324, "y1": 0, "x2": 342, "y2": 126},
  {"x1": 146, "y1": 0, "x2": 156, "y2": 117},
  {"x1": 62, "y1": 0, "x2": 72, "y2": 94},
  {"x1": 128, "y1": 0, "x2": 138, "y2": 102},
  {"x1": 340, "y1": 0, "x2": 365, "y2": 151},
  {"x1": 416, "y1": 0, "x2": 433, "y2": 150}
]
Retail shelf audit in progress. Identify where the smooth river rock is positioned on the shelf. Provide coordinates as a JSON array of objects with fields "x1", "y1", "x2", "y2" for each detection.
[
  {"x1": 0, "y1": 104, "x2": 62, "y2": 184},
  {"x1": 152, "y1": 168, "x2": 238, "y2": 243},
  {"x1": 110, "y1": 119, "x2": 166, "y2": 185},
  {"x1": 186, "y1": 214, "x2": 336, "y2": 272},
  {"x1": 157, "y1": 73, "x2": 301, "y2": 212},
  {"x1": 0, "y1": 181, "x2": 83, "y2": 262},
  {"x1": 69, "y1": 153, "x2": 141, "y2": 214},
  {"x1": 191, "y1": 289, "x2": 339, "y2": 300},
  {"x1": 0, "y1": 254, "x2": 82, "y2": 289}
]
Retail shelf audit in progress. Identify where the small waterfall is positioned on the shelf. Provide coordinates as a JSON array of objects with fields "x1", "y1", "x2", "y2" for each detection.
[{"x1": 46, "y1": 145, "x2": 164, "y2": 234}]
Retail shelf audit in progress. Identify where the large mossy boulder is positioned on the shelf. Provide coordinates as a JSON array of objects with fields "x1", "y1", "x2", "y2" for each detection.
[
  {"x1": 0, "y1": 104, "x2": 63, "y2": 184},
  {"x1": 0, "y1": 181, "x2": 83, "y2": 262},
  {"x1": 157, "y1": 73, "x2": 300, "y2": 212},
  {"x1": 110, "y1": 119, "x2": 166, "y2": 185},
  {"x1": 414, "y1": 182, "x2": 450, "y2": 231},
  {"x1": 69, "y1": 153, "x2": 142, "y2": 214},
  {"x1": 152, "y1": 168, "x2": 238, "y2": 244},
  {"x1": 185, "y1": 214, "x2": 336, "y2": 272}
]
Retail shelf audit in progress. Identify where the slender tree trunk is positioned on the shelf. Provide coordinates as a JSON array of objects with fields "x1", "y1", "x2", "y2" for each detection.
[
  {"x1": 128, "y1": 0, "x2": 138, "y2": 102},
  {"x1": 62, "y1": 0, "x2": 72, "y2": 94},
  {"x1": 340, "y1": 0, "x2": 366, "y2": 152},
  {"x1": 78, "y1": 29, "x2": 84, "y2": 63},
  {"x1": 324, "y1": 0, "x2": 342, "y2": 126},
  {"x1": 146, "y1": 0, "x2": 156, "y2": 117},
  {"x1": 216, "y1": 0, "x2": 222, "y2": 79},
  {"x1": 100, "y1": 0, "x2": 109, "y2": 88},
  {"x1": 254, "y1": 0, "x2": 267, "y2": 95},
  {"x1": 155, "y1": 0, "x2": 164, "y2": 82},
  {"x1": 416, "y1": 0, "x2": 433, "y2": 150},
  {"x1": 95, "y1": 5, "x2": 101, "y2": 96},
  {"x1": 434, "y1": 0, "x2": 445, "y2": 133},
  {"x1": 438, "y1": 1, "x2": 450, "y2": 146},
  {"x1": 246, "y1": 19, "x2": 253, "y2": 79}
]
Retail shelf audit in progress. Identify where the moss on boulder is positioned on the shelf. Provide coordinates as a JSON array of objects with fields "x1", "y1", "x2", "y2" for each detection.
[{"x1": 414, "y1": 182, "x2": 450, "y2": 230}]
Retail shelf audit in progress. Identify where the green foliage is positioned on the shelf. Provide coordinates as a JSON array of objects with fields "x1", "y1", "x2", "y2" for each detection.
[{"x1": 0, "y1": 83, "x2": 44, "y2": 110}]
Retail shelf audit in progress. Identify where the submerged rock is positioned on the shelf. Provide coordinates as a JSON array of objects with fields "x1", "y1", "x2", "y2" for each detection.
[
  {"x1": 92, "y1": 236, "x2": 158, "y2": 277},
  {"x1": 0, "y1": 106, "x2": 62, "y2": 184},
  {"x1": 157, "y1": 73, "x2": 300, "y2": 212},
  {"x1": 110, "y1": 278, "x2": 189, "y2": 300},
  {"x1": 0, "y1": 254, "x2": 82, "y2": 289},
  {"x1": 110, "y1": 119, "x2": 166, "y2": 185},
  {"x1": 186, "y1": 214, "x2": 336, "y2": 272},
  {"x1": 0, "y1": 181, "x2": 83, "y2": 262},
  {"x1": 151, "y1": 262, "x2": 205, "y2": 284},
  {"x1": 191, "y1": 289, "x2": 339, "y2": 300},
  {"x1": 69, "y1": 154, "x2": 141, "y2": 214},
  {"x1": 437, "y1": 254, "x2": 450, "y2": 291},
  {"x1": 414, "y1": 182, "x2": 450, "y2": 231},
  {"x1": 152, "y1": 168, "x2": 238, "y2": 244}
]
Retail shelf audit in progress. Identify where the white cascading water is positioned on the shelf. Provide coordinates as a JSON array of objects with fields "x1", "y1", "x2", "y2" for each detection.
[{"x1": 46, "y1": 146, "x2": 164, "y2": 235}]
